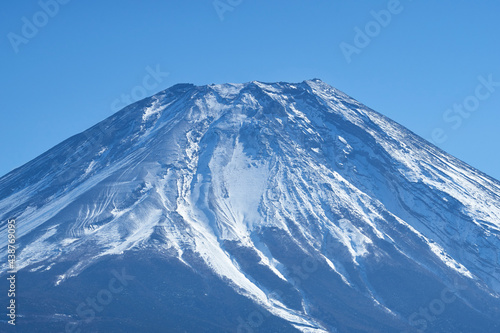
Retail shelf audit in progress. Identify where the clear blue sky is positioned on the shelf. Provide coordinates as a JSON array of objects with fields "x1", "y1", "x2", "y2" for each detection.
[{"x1": 1, "y1": 0, "x2": 499, "y2": 180}]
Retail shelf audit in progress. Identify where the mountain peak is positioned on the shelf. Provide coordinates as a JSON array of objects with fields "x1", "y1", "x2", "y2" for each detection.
[{"x1": 1, "y1": 79, "x2": 500, "y2": 332}]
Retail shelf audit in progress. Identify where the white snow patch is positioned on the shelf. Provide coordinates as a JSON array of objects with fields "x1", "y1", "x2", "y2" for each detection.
[
  {"x1": 61, "y1": 238, "x2": 78, "y2": 246},
  {"x1": 428, "y1": 242, "x2": 474, "y2": 278}
]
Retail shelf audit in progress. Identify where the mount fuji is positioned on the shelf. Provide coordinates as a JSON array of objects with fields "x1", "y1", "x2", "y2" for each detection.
[{"x1": 1, "y1": 79, "x2": 500, "y2": 332}]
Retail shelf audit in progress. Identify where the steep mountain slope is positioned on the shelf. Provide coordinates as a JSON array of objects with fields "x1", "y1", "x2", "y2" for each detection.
[{"x1": 1, "y1": 79, "x2": 499, "y2": 332}]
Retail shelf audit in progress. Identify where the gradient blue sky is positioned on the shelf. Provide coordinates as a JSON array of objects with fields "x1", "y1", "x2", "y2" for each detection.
[{"x1": 1, "y1": 0, "x2": 499, "y2": 180}]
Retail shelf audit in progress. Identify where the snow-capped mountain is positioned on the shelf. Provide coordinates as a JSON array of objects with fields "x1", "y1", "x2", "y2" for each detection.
[{"x1": 1, "y1": 79, "x2": 499, "y2": 332}]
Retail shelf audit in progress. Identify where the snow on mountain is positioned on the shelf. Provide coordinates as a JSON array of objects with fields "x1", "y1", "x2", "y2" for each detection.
[{"x1": 1, "y1": 79, "x2": 499, "y2": 332}]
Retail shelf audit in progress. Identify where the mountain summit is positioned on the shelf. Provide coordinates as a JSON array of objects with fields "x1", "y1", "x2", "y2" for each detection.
[{"x1": 1, "y1": 79, "x2": 500, "y2": 332}]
